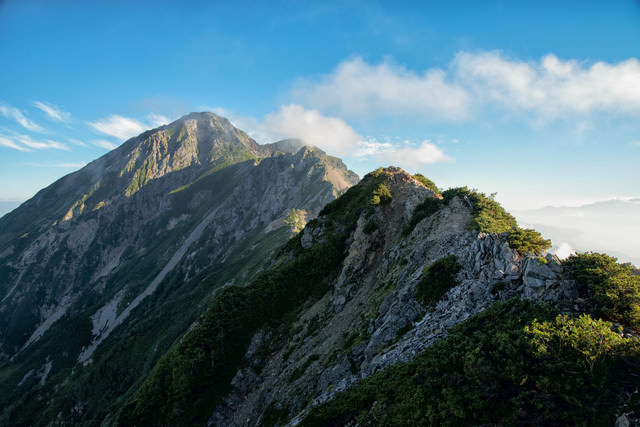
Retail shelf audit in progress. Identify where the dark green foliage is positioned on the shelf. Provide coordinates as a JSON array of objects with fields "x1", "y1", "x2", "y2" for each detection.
[
  {"x1": 566, "y1": 252, "x2": 640, "y2": 330},
  {"x1": 507, "y1": 227, "x2": 552, "y2": 256},
  {"x1": 413, "y1": 174, "x2": 440, "y2": 194},
  {"x1": 442, "y1": 187, "x2": 517, "y2": 233},
  {"x1": 290, "y1": 354, "x2": 321, "y2": 382},
  {"x1": 261, "y1": 402, "x2": 291, "y2": 427},
  {"x1": 363, "y1": 220, "x2": 378, "y2": 234},
  {"x1": 401, "y1": 198, "x2": 443, "y2": 236},
  {"x1": 301, "y1": 299, "x2": 640, "y2": 426},
  {"x1": 416, "y1": 255, "x2": 461, "y2": 306}
]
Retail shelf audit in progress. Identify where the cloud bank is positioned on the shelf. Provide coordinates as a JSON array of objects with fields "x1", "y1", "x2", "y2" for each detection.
[{"x1": 293, "y1": 52, "x2": 640, "y2": 122}]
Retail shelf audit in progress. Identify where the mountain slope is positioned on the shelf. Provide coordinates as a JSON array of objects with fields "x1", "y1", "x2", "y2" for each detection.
[
  {"x1": 117, "y1": 167, "x2": 639, "y2": 426},
  {"x1": 0, "y1": 112, "x2": 359, "y2": 425}
]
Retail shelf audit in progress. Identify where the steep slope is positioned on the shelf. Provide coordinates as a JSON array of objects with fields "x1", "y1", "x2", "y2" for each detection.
[
  {"x1": 0, "y1": 113, "x2": 359, "y2": 425},
  {"x1": 120, "y1": 167, "x2": 638, "y2": 426}
]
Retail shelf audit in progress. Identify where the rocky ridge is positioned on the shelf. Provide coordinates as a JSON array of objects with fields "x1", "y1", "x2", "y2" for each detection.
[{"x1": 205, "y1": 168, "x2": 586, "y2": 426}]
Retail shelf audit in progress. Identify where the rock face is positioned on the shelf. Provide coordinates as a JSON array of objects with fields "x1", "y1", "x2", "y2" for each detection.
[
  {"x1": 204, "y1": 168, "x2": 582, "y2": 426},
  {"x1": 0, "y1": 113, "x2": 358, "y2": 424}
]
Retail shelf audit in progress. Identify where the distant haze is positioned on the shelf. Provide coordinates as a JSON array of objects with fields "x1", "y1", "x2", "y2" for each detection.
[{"x1": 514, "y1": 198, "x2": 640, "y2": 266}]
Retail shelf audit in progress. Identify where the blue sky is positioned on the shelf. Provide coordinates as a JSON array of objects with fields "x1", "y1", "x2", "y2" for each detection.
[{"x1": 1, "y1": 1, "x2": 639, "y2": 259}]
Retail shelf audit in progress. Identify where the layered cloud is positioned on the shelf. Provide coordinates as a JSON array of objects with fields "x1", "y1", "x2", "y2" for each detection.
[
  {"x1": 32, "y1": 101, "x2": 71, "y2": 123},
  {"x1": 293, "y1": 52, "x2": 640, "y2": 122}
]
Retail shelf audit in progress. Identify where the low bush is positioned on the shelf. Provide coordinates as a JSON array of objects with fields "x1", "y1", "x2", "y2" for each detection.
[
  {"x1": 416, "y1": 255, "x2": 462, "y2": 306},
  {"x1": 566, "y1": 252, "x2": 640, "y2": 331}
]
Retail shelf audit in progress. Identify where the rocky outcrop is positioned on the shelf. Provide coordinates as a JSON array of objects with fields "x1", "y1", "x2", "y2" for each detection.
[{"x1": 208, "y1": 168, "x2": 584, "y2": 426}]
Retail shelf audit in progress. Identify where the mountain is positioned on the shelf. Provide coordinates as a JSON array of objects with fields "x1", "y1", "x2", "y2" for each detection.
[
  {"x1": 2, "y1": 116, "x2": 638, "y2": 426},
  {"x1": 117, "y1": 168, "x2": 640, "y2": 426},
  {"x1": 0, "y1": 112, "x2": 358, "y2": 424}
]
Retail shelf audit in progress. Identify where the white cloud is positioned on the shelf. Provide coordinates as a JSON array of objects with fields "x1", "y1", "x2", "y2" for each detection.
[
  {"x1": 147, "y1": 113, "x2": 171, "y2": 128},
  {"x1": 89, "y1": 115, "x2": 146, "y2": 141},
  {"x1": 32, "y1": 101, "x2": 71, "y2": 123},
  {"x1": 0, "y1": 105, "x2": 44, "y2": 132},
  {"x1": 292, "y1": 53, "x2": 640, "y2": 123},
  {"x1": 357, "y1": 139, "x2": 452, "y2": 169},
  {"x1": 455, "y1": 51, "x2": 640, "y2": 117},
  {"x1": 93, "y1": 139, "x2": 118, "y2": 150},
  {"x1": 554, "y1": 242, "x2": 575, "y2": 260},
  {"x1": 0, "y1": 136, "x2": 30, "y2": 151},
  {"x1": 263, "y1": 104, "x2": 363, "y2": 156},
  {"x1": 293, "y1": 57, "x2": 470, "y2": 120}
]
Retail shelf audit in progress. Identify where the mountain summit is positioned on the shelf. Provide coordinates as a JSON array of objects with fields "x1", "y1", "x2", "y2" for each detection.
[{"x1": 0, "y1": 112, "x2": 358, "y2": 424}]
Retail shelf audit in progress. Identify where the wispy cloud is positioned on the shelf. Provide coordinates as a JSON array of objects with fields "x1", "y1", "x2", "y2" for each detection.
[
  {"x1": 631, "y1": 140, "x2": 640, "y2": 147},
  {"x1": 89, "y1": 115, "x2": 145, "y2": 140},
  {"x1": 0, "y1": 104, "x2": 44, "y2": 132},
  {"x1": 0, "y1": 136, "x2": 30, "y2": 151},
  {"x1": 147, "y1": 113, "x2": 170, "y2": 128},
  {"x1": 0, "y1": 129, "x2": 69, "y2": 151},
  {"x1": 292, "y1": 52, "x2": 640, "y2": 123},
  {"x1": 32, "y1": 101, "x2": 71, "y2": 123},
  {"x1": 93, "y1": 139, "x2": 118, "y2": 150},
  {"x1": 25, "y1": 161, "x2": 87, "y2": 169}
]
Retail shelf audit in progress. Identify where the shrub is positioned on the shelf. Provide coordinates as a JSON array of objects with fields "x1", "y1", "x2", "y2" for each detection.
[
  {"x1": 416, "y1": 255, "x2": 462, "y2": 306},
  {"x1": 565, "y1": 252, "x2": 640, "y2": 330},
  {"x1": 413, "y1": 174, "x2": 440, "y2": 194},
  {"x1": 525, "y1": 313, "x2": 630, "y2": 373},
  {"x1": 442, "y1": 187, "x2": 517, "y2": 233},
  {"x1": 507, "y1": 227, "x2": 552, "y2": 256}
]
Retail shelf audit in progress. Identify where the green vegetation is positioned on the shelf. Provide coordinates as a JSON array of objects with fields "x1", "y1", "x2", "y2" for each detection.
[
  {"x1": 413, "y1": 173, "x2": 440, "y2": 194},
  {"x1": 507, "y1": 227, "x2": 552, "y2": 256},
  {"x1": 363, "y1": 220, "x2": 378, "y2": 234},
  {"x1": 403, "y1": 185, "x2": 521, "y2": 237},
  {"x1": 525, "y1": 313, "x2": 631, "y2": 373},
  {"x1": 442, "y1": 187, "x2": 517, "y2": 233},
  {"x1": 301, "y1": 299, "x2": 640, "y2": 426},
  {"x1": 566, "y1": 252, "x2": 640, "y2": 330},
  {"x1": 401, "y1": 198, "x2": 442, "y2": 236},
  {"x1": 416, "y1": 255, "x2": 462, "y2": 306}
]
